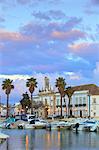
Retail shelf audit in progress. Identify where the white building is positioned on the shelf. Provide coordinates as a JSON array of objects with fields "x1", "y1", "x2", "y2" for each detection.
[
  {"x1": 66, "y1": 84, "x2": 99, "y2": 118},
  {"x1": 33, "y1": 78, "x2": 99, "y2": 118}
]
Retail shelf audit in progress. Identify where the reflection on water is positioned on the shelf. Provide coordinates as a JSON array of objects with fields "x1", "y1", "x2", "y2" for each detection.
[{"x1": 0, "y1": 129, "x2": 99, "y2": 150}]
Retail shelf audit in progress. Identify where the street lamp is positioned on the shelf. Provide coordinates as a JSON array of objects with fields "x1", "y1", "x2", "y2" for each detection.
[
  {"x1": 88, "y1": 93, "x2": 91, "y2": 118},
  {"x1": 26, "y1": 106, "x2": 28, "y2": 114},
  {"x1": 58, "y1": 107, "x2": 60, "y2": 115}
]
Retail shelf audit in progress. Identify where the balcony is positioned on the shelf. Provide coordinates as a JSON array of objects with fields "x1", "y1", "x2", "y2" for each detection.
[
  {"x1": 75, "y1": 104, "x2": 86, "y2": 107},
  {"x1": 75, "y1": 104, "x2": 79, "y2": 107},
  {"x1": 56, "y1": 105, "x2": 61, "y2": 108}
]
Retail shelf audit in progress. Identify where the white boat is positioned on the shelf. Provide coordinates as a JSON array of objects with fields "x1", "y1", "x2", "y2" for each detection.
[
  {"x1": 24, "y1": 123, "x2": 35, "y2": 129},
  {"x1": 0, "y1": 132, "x2": 9, "y2": 139},
  {"x1": 0, "y1": 131, "x2": 9, "y2": 143},
  {"x1": 72, "y1": 118, "x2": 88, "y2": 131},
  {"x1": 25, "y1": 118, "x2": 47, "y2": 129},
  {"x1": 70, "y1": 118, "x2": 88, "y2": 131},
  {"x1": 83, "y1": 119, "x2": 99, "y2": 132},
  {"x1": 57, "y1": 121, "x2": 71, "y2": 130},
  {"x1": 46, "y1": 121, "x2": 60, "y2": 130},
  {"x1": 72, "y1": 118, "x2": 99, "y2": 132}
]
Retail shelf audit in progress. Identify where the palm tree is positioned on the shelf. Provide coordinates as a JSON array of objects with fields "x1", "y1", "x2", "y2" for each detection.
[
  {"x1": 65, "y1": 86, "x2": 74, "y2": 117},
  {"x1": 2, "y1": 79, "x2": 14, "y2": 118},
  {"x1": 55, "y1": 77, "x2": 66, "y2": 117},
  {"x1": 26, "y1": 77, "x2": 37, "y2": 114}
]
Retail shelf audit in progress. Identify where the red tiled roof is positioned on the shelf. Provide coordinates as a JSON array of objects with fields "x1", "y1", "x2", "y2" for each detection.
[{"x1": 71, "y1": 84, "x2": 99, "y2": 95}]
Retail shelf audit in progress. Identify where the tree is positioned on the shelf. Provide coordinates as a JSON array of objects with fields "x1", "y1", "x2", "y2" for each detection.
[
  {"x1": 26, "y1": 77, "x2": 37, "y2": 114},
  {"x1": 65, "y1": 86, "x2": 74, "y2": 117},
  {"x1": 20, "y1": 92, "x2": 31, "y2": 114},
  {"x1": 2, "y1": 79, "x2": 14, "y2": 118},
  {"x1": 55, "y1": 77, "x2": 66, "y2": 117}
]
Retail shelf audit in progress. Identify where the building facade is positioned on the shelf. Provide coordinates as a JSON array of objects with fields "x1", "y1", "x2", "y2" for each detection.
[
  {"x1": 33, "y1": 78, "x2": 99, "y2": 118},
  {"x1": 70, "y1": 84, "x2": 99, "y2": 118}
]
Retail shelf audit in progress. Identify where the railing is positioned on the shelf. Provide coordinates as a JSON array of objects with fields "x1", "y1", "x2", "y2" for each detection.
[{"x1": 75, "y1": 104, "x2": 86, "y2": 107}]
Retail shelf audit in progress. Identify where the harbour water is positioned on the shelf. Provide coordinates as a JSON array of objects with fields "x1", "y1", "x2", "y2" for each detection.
[{"x1": 0, "y1": 129, "x2": 99, "y2": 150}]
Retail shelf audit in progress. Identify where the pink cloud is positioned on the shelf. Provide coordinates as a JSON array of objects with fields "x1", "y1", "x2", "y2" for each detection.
[
  {"x1": 69, "y1": 42, "x2": 90, "y2": 52},
  {"x1": 69, "y1": 42, "x2": 99, "y2": 62},
  {"x1": 51, "y1": 29, "x2": 86, "y2": 40},
  {"x1": 0, "y1": 30, "x2": 33, "y2": 42}
]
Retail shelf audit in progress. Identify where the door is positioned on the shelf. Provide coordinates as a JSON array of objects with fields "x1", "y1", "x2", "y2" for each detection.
[
  {"x1": 70, "y1": 109, "x2": 72, "y2": 116},
  {"x1": 80, "y1": 110, "x2": 82, "y2": 117}
]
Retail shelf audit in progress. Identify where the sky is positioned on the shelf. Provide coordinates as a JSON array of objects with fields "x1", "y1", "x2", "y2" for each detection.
[{"x1": 0, "y1": 0, "x2": 99, "y2": 104}]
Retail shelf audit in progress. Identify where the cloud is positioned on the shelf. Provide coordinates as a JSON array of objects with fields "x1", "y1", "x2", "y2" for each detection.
[
  {"x1": 0, "y1": 74, "x2": 30, "y2": 81},
  {"x1": 0, "y1": 42, "x2": 4, "y2": 49},
  {"x1": 91, "y1": 0, "x2": 99, "y2": 5},
  {"x1": 92, "y1": 62, "x2": 99, "y2": 85},
  {"x1": 65, "y1": 53, "x2": 90, "y2": 65},
  {"x1": 69, "y1": 42, "x2": 99, "y2": 65},
  {"x1": 51, "y1": 29, "x2": 86, "y2": 40},
  {"x1": 20, "y1": 17, "x2": 83, "y2": 44},
  {"x1": 1, "y1": 70, "x2": 96, "y2": 104},
  {"x1": 65, "y1": 17, "x2": 82, "y2": 28},
  {"x1": 16, "y1": 0, "x2": 63, "y2": 5},
  {"x1": 84, "y1": 9, "x2": 98, "y2": 15},
  {"x1": 0, "y1": 0, "x2": 63, "y2": 7},
  {"x1": 0, "y1": 17, "x2": 90, "y2": 76},
  {"x1": 0, "y1": 16, "x2": 5, "y2": 23},
  {"x1": 32, "y1": 10, "x2": 66, "y2": 20},
  {"x1": 16, "y1": 0, "x2": 31, "y2": 5},
  {"x1": 0, "y1": 29, "x2": 33, "y2": 42},
  {"x1": 69, "y1": 42, "x2": 99, "y2": 55},
  {"x1": 93, "y1": 62, "x2": 99, "y2": 81},
  {"x1": 32, "y1": 11, "x2": 51, "y2": 20},
  {"x1": 86, "y1": 0, "x2": 99, "y2": 7},
  {"x1": 63, "y1": 72, "x2": 81, "y2": 80},
  {"x1": 69, "y1": 42, "x2": 90, "y2": 52},
  {"x1": 0, "y1": 71, "x2": 90, "y2": 104}
]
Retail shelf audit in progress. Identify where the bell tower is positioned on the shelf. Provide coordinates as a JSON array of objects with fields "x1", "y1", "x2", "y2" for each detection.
[{"x1": 44, "y1": 77, "x2": 49, "y2": 91}]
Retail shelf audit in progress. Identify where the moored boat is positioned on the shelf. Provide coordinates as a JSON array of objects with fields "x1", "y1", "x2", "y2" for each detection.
[
  {"x1": 83, "y1": 119, "x2": 99, "y2": 132},
  {"x1": 57, "y1": 121, "x2": 71, "y2": 130},
  {"x1": 25, "y1": 118, "x2": 47, "y2": 129}
]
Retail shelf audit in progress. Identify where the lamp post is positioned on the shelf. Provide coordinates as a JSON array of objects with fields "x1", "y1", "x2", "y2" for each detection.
[
  {"x1": 64, "y1": 97, "x2": 67, "y2": 117},
  {"x1": 58, "y1": 107, "x2": 60, "y2": 115},
  {"x1": 0, "y1": 96, "x2": 1, "y2": 117},
  {"x1": 73, "y1": 107, "x2": 75, "y2": 117},
  {"x1": 26, "y1": 106, "x2": 28, "y2": 114},
  {"x1": 88, "y1": 93, "x2": 91, "y2": 118}
]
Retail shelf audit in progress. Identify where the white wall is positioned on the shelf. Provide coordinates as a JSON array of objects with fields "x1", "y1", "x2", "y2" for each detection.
[
  {"x1": 34, "y1": 90, "x2": 99, "y2": 118},
  {"x1": 90, "y1": 95, "x2": 99, "y2": 118}
]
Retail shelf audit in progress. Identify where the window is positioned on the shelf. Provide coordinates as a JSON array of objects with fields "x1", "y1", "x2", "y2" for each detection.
[
  {"x1": 64, "y1": 98, "x2": 65, "y2": 103},
  {"x1": 76, "y1": 97, "x2": 78, "y2": 104},
  {"x1": 57, "y1": 99, "x2": 60, "y2": 105},
  {"x1": 79, "y1": 97, "x2": 82, "y2": 104},
  {"x1": 93, "y1": 106, "x2": 96, "y2": 110},
  {"x1": 93, "y1": 98, "x2": 96, "y2": 104},
  {"x1": 45, "y1": 99, "x2": 47, "y2": 105},
  {"x1": 94, "y1": 112, "x2": 96, "y2": 117},
  {"x1": 83, "y1": 97, "x2": 86, "y2": 104},
  {"x1": 70, "y1": 99, "x2": 72, "y2": 104}
]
